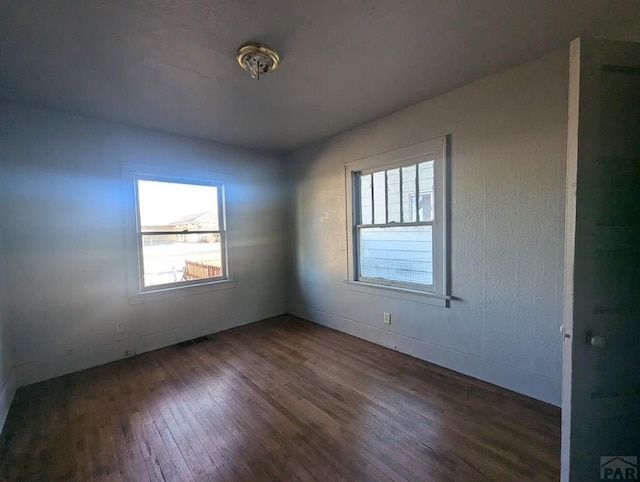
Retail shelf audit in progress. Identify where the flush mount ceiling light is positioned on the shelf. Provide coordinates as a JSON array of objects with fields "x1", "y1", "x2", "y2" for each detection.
[{"x1": 236, "y1": 43, "x2": 280, "y2": 79}]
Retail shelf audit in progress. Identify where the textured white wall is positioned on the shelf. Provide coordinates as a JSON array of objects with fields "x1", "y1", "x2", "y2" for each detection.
[
  {"x1": 0, "y1": 105, "x2": 288, "y2": 387},
  {"x1": 289, "y1": 50, "x2": 568, "y2": 405}
]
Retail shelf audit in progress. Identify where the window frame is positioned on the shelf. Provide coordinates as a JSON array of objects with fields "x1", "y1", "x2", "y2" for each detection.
[
  {"x1": 344, "y1": 136, "x2": 450, "y2": 306},
  {"x1": 135, "y1": 174, "x2": 228, "y2": 291},
  {"x1": 123, "y1": 163, "x2": 235, "y2": 304}
]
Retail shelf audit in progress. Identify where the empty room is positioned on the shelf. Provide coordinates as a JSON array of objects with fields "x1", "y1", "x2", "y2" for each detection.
[{"x1": 1, "y1": 1, "x2": 639, "y2": 481}]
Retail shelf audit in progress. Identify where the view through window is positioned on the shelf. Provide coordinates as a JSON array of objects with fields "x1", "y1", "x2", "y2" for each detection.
[
  {"x1": 136, "y1": 179, "x2": 226, "y2": 289},
  {"x1": 356, "y1": 160, "x2": 435, "y2": 287}
]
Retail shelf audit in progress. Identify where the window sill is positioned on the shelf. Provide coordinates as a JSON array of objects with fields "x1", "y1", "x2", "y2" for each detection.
[
  {"x1": 128, "y1": 279, "x2": 238, "y2": 305},
  {"x1": 343, "y1": 280, "x2": 450, "y2": 307}
]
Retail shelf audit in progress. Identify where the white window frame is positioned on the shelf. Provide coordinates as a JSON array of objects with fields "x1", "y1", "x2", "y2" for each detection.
[
  {"x1": 344, "y1": 136, "x2": 450, "y2": 307},
  {"x1": 123, "y1": 163, "x2": 235, "y2": 304}
]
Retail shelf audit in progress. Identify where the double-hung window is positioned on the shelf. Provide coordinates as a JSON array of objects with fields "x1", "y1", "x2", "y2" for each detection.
[
  {"x1": 135, "y1": 177, "x2": 227, "y2": 289},
  {"x1": 124, "y1": 164, "x2": 230, "y2": 300},
  {"x1": 346, "y1": 136, "x2": 449, "y2": 304}
]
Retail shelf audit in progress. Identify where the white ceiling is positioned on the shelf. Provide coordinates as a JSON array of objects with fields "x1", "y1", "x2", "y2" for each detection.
[{"x1": 1, "y1": 0, "x2": 639, "y2": 153}]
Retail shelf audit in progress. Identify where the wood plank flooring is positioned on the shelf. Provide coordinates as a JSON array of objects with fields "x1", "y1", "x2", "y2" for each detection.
[{"x1": 0, "y1": 315, "x2": 560, "y2": 481}]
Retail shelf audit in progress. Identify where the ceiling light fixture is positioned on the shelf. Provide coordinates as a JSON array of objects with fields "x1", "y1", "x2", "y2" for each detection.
[{"x1": 236, "y1": 43, "x2": 280, "y2": 79}]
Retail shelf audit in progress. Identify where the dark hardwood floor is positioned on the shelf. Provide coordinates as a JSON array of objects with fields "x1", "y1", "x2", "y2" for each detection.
[{"x1": 0, "y1": 315, "x2": 560, "y2": 481}]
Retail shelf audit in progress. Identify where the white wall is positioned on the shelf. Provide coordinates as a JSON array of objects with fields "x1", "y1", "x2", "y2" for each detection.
[
  {"x1": 0, "y1": 223, "x2": 15, "y2": 430},
  {"x1": 288, "y1": 49, "x2": 569, "y2": 405},
  {"x1": 0, "y1": 104, "x2": 288, "y2": 387}
]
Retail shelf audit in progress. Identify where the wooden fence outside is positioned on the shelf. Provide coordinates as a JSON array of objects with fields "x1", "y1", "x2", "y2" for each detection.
[{"x1": 183, "y1": 260, "x2": 222, "y2": 280}]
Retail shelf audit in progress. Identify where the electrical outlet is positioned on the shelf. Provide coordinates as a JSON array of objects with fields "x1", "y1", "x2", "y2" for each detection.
[
  {"x1": 383, "y1": 312, "x2": 391, "y2": 324},
  {"x1": 116, "y1": 322, "x2": 124, "y2": 333}
]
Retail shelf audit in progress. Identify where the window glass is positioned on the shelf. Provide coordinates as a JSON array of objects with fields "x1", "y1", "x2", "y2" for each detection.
[
  {"x1": 141, "y1": 235, "x2": 222, "y2": 288},
  {"x1": 372, "y1": 171, "x2": 386, "y2": 224},
  {"x1": 136, "y1": 178, "x2": 225, "y2": 289},
  {"x1": 359, "y1": 174, "x2": 372, "y2": 225},
  {"x1": 387, "y1": 168, "x2": 401, "y2": 223},
  {"x1": 138, "y1": 180, "x2": 219, "y2": 231},
  {"x1": 418, "y1": 161, "x2": 434, "y2": 222},
  {"x1": 401, "y1": 165, "x2": 417, "y2": 223},
  {"x1": 357, "y1": 161, "x2": 434, "y2": 287},
  {"x1": 359, "y1": 225, "x2": 433, "y2": 285}
]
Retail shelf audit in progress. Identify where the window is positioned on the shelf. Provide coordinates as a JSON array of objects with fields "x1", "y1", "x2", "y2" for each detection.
[
  {"x1": 123, "y1": 163, "x2": 231, "y2": 300},
  {"x1": 134, "y1": 178, "x2": 226, "y2": 289},
  {"x1": 345, "y1": 137, "x2": 449, "y2": 303}
]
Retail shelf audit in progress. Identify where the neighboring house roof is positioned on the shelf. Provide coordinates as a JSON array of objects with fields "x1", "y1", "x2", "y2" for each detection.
[
  {"x1": 169, "y1": 211, "x2": 217, "y2": 230},
  {"x1": 141, "y1": 212, "x2": 217, "y2": 231},
  {"x1": 169, "y1": 212, "x2": 212, "y2": 226}
]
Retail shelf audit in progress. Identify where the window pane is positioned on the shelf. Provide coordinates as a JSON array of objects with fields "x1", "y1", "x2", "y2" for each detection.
[
  {"x1": 372, "y1": 171, "x2": 386, "y2": 224},
  {"x1": 387, "y1": 168, "x2": 401, "y2": 223},
  {"x1": 359, "y1": 225, "x2": 433, "y2": 285},
  {"x1": 359, "y1": 174, "x2": 372, "y2": 225},
  {"x1": 418, "y1": 161, "x2": 434, "y2": 221},
  {"x1": 402, "y1": 165, "x2": 417, "y2": 222},
  {"x1": 138, "y1": 180, "x2": 219, "y2": 232},
  {"x1": 141, "y1": 235, "x2": 223, "y2": 288}
]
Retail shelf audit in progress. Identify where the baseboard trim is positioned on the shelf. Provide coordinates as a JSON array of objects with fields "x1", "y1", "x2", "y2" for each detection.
[
  {"x1": 8, "y1": 307, "x2": 560, "y2": 408},
  {"x1": 291, "y1": 306, "x2": 561, "y2": 407},
  {"x1": 13, "y1": 310, "x2": 287, "y2": 388}
]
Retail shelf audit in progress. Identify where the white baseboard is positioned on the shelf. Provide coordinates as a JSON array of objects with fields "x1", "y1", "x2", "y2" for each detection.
[
  {"x1": 8, "y1": 306, "x2": 559, "y2": 417},
  {"x1": 14, "y1": 310, "x2": 286, "y2": 388},
  {"x1": 291, "y1": 305, "x2": 561, "y2": 407}
]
